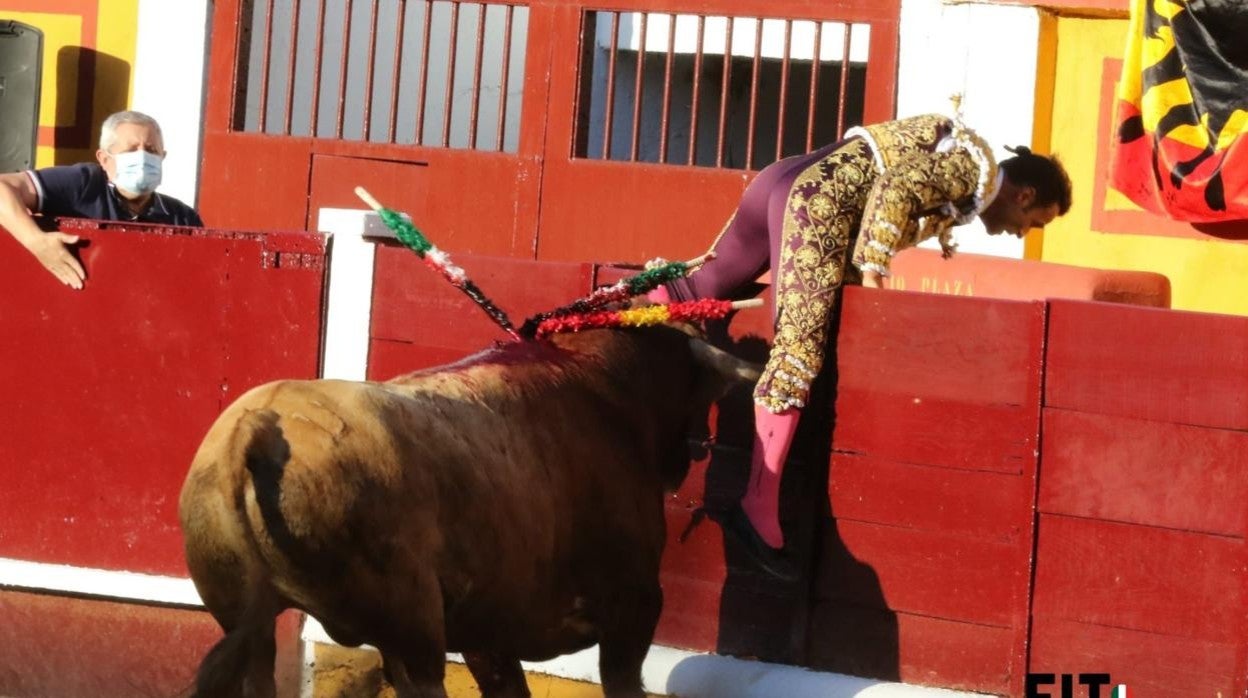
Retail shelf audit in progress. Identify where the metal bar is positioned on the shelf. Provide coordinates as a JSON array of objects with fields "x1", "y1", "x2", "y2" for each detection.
[
  {"x1": 685, "y1": 14, "x2": 704, "y2": 166},
  {"x1": 745, "y1": 17, "x2": 762, "y2": 169},
  {"x1": 335, "y1": 0, "x2": 353, "y2": 137},
  {"x1": 256, "y1": 0, "x2": 276, "y2": 132},
  {"x1": 601, "y1": 12, "x2": 620, "y2": 159},
  {"x1": 775, "y1": 19, "x2": 792, "y2": 161},
  {"x1": 715, "y1": 16, "x2": 733, "y2": 167},
  {"x1": 494, "y1": 4, "x2": 514, "y2": 151},
  {"x1": 415, "y1": 0, "x2": 433, "y2": 144},
  {"x1": 282, "y1": 0, "x2": 301, "y2": 134},
  {"x1": 628, "y1": 13, "x2": 647, "y2": 162},
  {"x1": 362, "y1": 0, "x2": 380, "y2": 140},
  {"x1": 441, "y1": 1, "x2": 461, "y2": 147},
  {"x1": 658, "y1": 13, "x2": 675, "y2": 164},
  {"x1": 310, "y1": 0, "x2": 327, "y2": 136},
  {"x1": 468, "y1": 3, "x2": 486, "y2": 149},
  {"x1": 837, "y1": 23, "x2": 851, "y2": 137},
  {"x1": 806, "y1": 20, "x2": 822, "y2": 152},
  {"x1": 386, "y1": 0, "x2": 407, "y2": 142}
]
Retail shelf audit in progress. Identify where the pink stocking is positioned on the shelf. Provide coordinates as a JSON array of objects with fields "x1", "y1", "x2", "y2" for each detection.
[{"x1": 741, "y1": 404, "x2": 800, "y2": 549}]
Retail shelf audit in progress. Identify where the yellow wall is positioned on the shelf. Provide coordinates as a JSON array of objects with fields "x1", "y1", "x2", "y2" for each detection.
[
  {"x1": 1040, "y1": 15, "x2": 1248, "y2": 316},
  {"x1": 6, "y1": 1, "x2": 140, "y2": 167}
]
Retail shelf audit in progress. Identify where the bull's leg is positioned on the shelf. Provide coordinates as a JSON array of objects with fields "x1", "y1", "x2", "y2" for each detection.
[
  {"x1": 378, "y1": 649, "x2": 445, "y2": 698},
  {"x1": 463, "y1": 652, "x2": 530, "y2": 698},
  {"x1": 188, "y1": 590, "x2": 281, "y2": 698},
  {"x1": 374, "y1": 573, "x2": 450, "y2": 698},
  {"x1": 597, "y1": 585, "x2": 662, "y2": 698}
]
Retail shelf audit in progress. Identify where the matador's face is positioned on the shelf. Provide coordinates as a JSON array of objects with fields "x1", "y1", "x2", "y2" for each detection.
[{"x1": 980, "y1": 182, "x2": 1060, "y2": 238}]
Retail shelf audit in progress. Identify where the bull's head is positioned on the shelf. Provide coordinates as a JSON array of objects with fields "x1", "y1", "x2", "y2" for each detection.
[{"x1": 660, "y1": 330, "x2": 762, "y2": 491}]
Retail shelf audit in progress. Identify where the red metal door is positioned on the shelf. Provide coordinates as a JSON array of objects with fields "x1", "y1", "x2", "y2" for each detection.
[
  {"x1": 199, "y1": 0, "x2": 898, "y2": 264},
  {"x1": 536, "y1": 0, "x2": 900, "y2": 263}
]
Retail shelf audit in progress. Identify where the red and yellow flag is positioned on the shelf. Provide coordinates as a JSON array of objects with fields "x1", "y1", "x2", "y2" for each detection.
[{"x1": 1110, "y1": 0, "x2": 1248, "y2": 222}]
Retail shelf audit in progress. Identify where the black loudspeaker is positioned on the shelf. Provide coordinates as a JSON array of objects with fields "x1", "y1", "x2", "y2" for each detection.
[{"x1": 0, "y1": 20, "x2": 42, "y2": 173}]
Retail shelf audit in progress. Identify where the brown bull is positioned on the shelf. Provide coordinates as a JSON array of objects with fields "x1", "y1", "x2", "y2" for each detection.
[{"x1": 179, "y1": 325, "x2": 758, "y2": 698}]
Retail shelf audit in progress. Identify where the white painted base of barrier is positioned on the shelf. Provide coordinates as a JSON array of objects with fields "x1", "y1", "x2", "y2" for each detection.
[
  {"x1": 303, "y1": 618, "x2": 985, "y2": 698},
  {"x1": 0, "y1": 557, "x2": 202, "y2": 607},
  {"x1": 0, "y1": 558, "x2": 984, "y2": 697}
]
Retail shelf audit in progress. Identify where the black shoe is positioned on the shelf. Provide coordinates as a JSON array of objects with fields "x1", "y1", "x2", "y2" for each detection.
[{"x1": 706, "y1": 504, "x2": 799, "y2": 581}]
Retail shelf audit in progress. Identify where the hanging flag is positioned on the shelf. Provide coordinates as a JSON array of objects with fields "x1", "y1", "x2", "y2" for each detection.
[{"x1": 1109, "y1": 0, "x2": 1248, "y2": 222}]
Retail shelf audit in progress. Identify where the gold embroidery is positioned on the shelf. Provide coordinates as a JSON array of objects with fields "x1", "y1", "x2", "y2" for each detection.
[
  {"x1": 851, "y1": 148, "x2": 983, "y2": 273},
  {"x1": 754, "y1": 117, "x2": 997, "y2": 412},
  {"x1": 756, "y1": 139, "x2": 874, "y2": 413},
  {"x1": 849, "y1": 114, "x2": 953, "y2": 171}
]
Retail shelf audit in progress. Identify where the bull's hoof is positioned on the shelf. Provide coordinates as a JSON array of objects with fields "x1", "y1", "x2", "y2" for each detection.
[{"x1": 707, "y1": 504, "x2": 799, "y2": 581}]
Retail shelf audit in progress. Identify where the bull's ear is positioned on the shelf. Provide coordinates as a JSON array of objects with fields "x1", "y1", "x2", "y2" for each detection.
[{"x1": 687, "y1": 337, "x2": 762, "y2": 404}]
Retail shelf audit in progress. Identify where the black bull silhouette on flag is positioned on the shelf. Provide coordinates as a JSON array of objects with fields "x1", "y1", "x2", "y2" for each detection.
[{"x1": 1110, "y1": 0, "x2": 1248, "y2": 222}]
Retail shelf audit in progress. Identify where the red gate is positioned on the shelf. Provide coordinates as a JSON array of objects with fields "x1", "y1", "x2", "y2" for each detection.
[{"x1": 199, "y1": 0, "x2": 899, "y2": 262}]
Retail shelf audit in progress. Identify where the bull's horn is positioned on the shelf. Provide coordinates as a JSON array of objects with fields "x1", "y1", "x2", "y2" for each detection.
[{"x1": 688, "y1": 338, "x2": 763, "y2": 385}]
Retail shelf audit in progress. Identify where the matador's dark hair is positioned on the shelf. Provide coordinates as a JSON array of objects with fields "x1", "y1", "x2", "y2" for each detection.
[{"x1": 1000, "y1": 145, "x2": 1072, "y2": 215}]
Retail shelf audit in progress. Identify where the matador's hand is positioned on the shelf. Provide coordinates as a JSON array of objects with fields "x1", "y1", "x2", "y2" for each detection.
[
  {"x1": 26, "y1": 232, "x2": 86, "y2": 290},
  {"x1": 860, "y1": 269, "x2": 884, "y2": 289}
]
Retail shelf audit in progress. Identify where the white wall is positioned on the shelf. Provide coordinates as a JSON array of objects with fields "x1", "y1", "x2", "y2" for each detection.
[
  {"x1": 897, "y1": 0, "x2": 1042, "y2": 259},
  {"x1": 131, "y1": 0, "x2": 212, "y2": 208}
]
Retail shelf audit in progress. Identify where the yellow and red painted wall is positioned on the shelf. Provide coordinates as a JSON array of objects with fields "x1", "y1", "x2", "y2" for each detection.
[{"x1": 7, "y1": 0, "x2": 139, "y2": 167}]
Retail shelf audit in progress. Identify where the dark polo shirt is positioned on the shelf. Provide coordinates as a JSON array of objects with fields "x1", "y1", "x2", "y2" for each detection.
[{"x1": 28, "y1": 163, "x2": 203, "y2": 227}]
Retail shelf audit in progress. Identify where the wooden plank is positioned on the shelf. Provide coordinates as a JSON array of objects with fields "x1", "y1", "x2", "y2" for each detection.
[
  {"x1": 1033, "y1": 514, "x2": 1245, "y2": 642},
  {"x1": 1029, "y1": 617, "x2": 1240, "y2": 697},
  {"x1": 806, "y1": 602, "x2": 1014, "y2": 695},
  {"x1": 829, "y1": 454, "x2": 1032, "y2": 541},
  {"x1": 370, "y1": 249, "x2": 593, "y2": 348},
  {"x1": 1045, "y1": 299, "x2": 1248, "y2": 430},
  {"x1": 0, "y1": 225, "x2": 324, "y2": 576},
  {"x1": 836, "y1": 288, "x2": 1045, "y2": 406},
  {"x1": 1039, "y1": 408, "x2": 1248, "y2": 536},
  {"x1": 812, "y1": 519, "x2": 1026, "y2": 628},
  {"x1": 832, "y1": 391, "x2": 1037, "y2": 474}
]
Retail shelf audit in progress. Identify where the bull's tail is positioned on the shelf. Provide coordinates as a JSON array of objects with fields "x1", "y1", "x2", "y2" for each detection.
[
  {"x1": 190, "y1": 615, "x2": 278, "y2": 698},
  {"x1": 185, "y1": 408, "x2": 289, "y2": 698}
]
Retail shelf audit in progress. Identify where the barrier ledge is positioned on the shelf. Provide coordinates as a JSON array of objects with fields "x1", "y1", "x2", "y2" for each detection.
[
  {"x1": 302, "y1": 619, "x2": 986, "y2": 698},
  {"x1": 885, "y1": 248, "x2": 1171, "y2": 307}
]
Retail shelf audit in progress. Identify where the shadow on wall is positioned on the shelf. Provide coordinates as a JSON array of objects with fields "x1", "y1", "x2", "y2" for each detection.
[
  {"x1": 55, "y1": 46, "x2": 130, "y2": 164},
  {"x1": 702, "y1": 313, "x2": 899, "y2": 679}
]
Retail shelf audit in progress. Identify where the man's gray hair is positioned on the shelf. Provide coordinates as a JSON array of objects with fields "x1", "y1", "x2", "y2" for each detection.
[{"x1": 99, "y1": 110, "x2": 163, "y2": 151}]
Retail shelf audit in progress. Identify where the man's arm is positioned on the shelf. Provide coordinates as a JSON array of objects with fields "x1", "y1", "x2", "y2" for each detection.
[
  {"x1": 851, "y1": 149, "x2": 980, "y2": 278},
  {"x1": 0, "y1": 172, "x2": 85, "y2": 289}
]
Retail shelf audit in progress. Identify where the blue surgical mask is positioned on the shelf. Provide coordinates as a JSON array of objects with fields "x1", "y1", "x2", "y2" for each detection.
[{"x1": 111, "y1": 150, "x2": 163, "y2": 196}]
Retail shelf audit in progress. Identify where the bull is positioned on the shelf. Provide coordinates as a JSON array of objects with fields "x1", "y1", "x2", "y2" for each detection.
[{"x1": 179, "y1": 325, "x2": 759, "y2": 698}]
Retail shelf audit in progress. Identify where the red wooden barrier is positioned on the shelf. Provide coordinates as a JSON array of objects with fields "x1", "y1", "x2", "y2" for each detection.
[
  {"x1": 366, "y1": 244, "x2": 596, "y2": 378},
  {"x1": 1033, "y1": 299, "x2": 1248, "y2": 697},
  {"x1": 0, "y1": 219, "x2": 325, "y2": 698},
  {"x1": 0, "y1": 220, "x2": 326, "y2": 575},
  {"x1": 886, "y1": 248, "x2": 1171, "y2": 308},
  {"x1": 811, "y1": 287, "x2": 1045, "y2": 695}
]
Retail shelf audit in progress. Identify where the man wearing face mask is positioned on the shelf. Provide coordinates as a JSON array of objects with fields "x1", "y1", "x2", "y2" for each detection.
[{"x1": 0, "y1": 110, "x2": 202, "y2": 289}]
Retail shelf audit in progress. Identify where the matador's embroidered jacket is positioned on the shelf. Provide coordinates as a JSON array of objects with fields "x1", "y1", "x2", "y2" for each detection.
[
  {"x1": 844, "y1": 113, "x2": 1000, "y2": 276},
  {"x1": 667, "y1": 113, "x2": 1002, "y2": 413},
  {"x1": 753, "y1": 113, "x2": 1000, "y2": 412}
]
